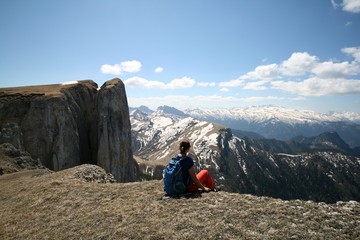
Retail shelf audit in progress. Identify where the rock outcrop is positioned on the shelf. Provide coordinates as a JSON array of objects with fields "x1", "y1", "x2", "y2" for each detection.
[
  {"x1": 0, "y1": 79, "x2": 138, "y2": 182},
  {"x1": 96, "y1": 79, "x2": 138, "y2": 182},
  {"x1": 0, "y1": 142, "x2": 45, "y2": 175}
]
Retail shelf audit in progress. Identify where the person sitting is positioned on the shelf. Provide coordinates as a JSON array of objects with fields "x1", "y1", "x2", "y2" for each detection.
[{"x1": 173, "y1": 140, "x2": 216, "y2": 193}]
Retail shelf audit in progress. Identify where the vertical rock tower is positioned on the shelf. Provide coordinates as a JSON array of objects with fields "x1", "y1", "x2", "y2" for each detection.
[
  {"x1": 96, "y1": 79, "x2": 138, "y2": 182},
  {"x1": 0, "y1": 78, "x2": 138, "y2": 182}
]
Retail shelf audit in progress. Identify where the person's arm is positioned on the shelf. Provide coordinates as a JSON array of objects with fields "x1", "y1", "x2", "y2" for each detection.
[{"x1": 188, "y1": 166, "x2": 211, "y2": 192}]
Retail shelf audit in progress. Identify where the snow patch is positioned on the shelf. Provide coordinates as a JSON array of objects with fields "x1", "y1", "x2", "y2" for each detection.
[
  {"x1": 277, "y1": 153, "x2": 301, "y2": 158},
  {"x1": 62, "y1": 81, "x2": 78, "y2": 85}
]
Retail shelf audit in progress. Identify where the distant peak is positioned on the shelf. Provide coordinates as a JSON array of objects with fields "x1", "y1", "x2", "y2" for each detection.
[{"x1": 156, "y1": 105, "x2": 189, "y2": 118}]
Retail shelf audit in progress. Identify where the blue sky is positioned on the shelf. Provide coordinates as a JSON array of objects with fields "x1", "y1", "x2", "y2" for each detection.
[{"x1": 1, "y1": 0, "x2": 360, "y2": 113}]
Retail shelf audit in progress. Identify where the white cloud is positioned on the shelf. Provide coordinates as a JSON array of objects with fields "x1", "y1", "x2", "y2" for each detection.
[
  {"x1": 331, "y1": 0, "x2": 340, "y2": 8},
  {"x1": 243, "y1": 80, "x2": 268, "y2": 90},
  {"x1": 311, "y1": 47, "x2": 360, "y2": 78},
  {"x1": 220, "y1": 88, "x2": 230, "y2": 92},
  {"x1": 218, "y1": 79, "x2": 244, "y2": 87},
  {"x1": 167, "y1": 77, "x2": 196, "y2": 89},
  {"x1": 332, "y1": 0, "x2": 360, "y2": 13},
  {"x1": 241, "y1": 64, "x2": 279, "y2": 80},
  {"x1": 124, "y1": 76, "x2": 195, "y2": 89},
  {"x1": 342, "y1": 47, "x2": 360, "y2": 62},
  {"x1": 198, "y1": 82, "x2": 216, "y2": 87},
  {"x1": 228, "y1": 47, "x2": 360, "y2": 96},
  {"x1": 271, "y1": 77, "x2": 360, "y2": 96},
  {"x1": 120, "y1": 60, "x2": 142, "y2": 73},
  {"x1": 155, "y1": 67, "x2": 164, "y2": 73},
  {"x1": 124, "y1": 76, "x2": 165, "y2": 89},
  {"x1": 101, "y1": 60, "x2": 142, "y2": 75},
  {"x1": 342, "y1": 0, "x2": 360, "y2": 13},
  {"x1": 312, "y1": 61, "x2": 360, "y2": 78},
  {"x1": 128, "y1": 95, "x2": 284, "y2": 109},
  {"x1": 241, "y1": 96, "x2": 284, "y2": 102},
  {"x1": 219, "y1": 53, "x2": 318, "y2": 89},
  {"x1": 101, "y1": 64, "x2": 122, "y2": 75},
  {"x1": 280, "y1": 52, "x2": 318, "y2": 76}
]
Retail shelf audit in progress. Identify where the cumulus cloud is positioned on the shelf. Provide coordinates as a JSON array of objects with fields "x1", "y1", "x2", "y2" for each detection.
[
  {"x1": 280, "y1": 52, "x2": 318, "y2": 76},
  {"x1": 342, "y1": 0, "x2": 360, "y2": 13},
  {"x1": 220, "y1": 88, "x2": 230, "y2": 92},
  {"x1": 101, "y1": 60, "x2": 142, "y2": 75},
  {"x1": 342, "y1": 47, "x2": 360, "y2": 62},
  {"x1": 101, "y1": 64, "x2": 122, "y2": 75},
  {"x1": 198, "y1": 82, "x2": 216, "y2": 87},
  {"x1": 271, "y1": 77, "x2": 360, "y2": 96},
  {"x1": 124, "y1": 77, "x2": 165, "y2": 89},
  {"x1": 241, "y1": 64, "x2": 279, "y2": 80},
  {"x1": 219, "y1": 79, "x2": 244, "y2": 87},
  {"x1": 167, "y1": 77, "x2": 196, "y2": 89},
  {"x1": 222, "y1": 46, "x2": 360, "y2": 96},
  {"x1": 241, "y1": 96, "x2": 284, "y2": 102},
  {"x1": 155, "y1": 67, "x2": 164, "y2": 73},
  {"x1": 312, "y1": 61, "x2": 360, "y2": 78},
  {"x1": 128, "y1": 95, "x2": 284, "y2": 109},
  {"x1": 124, "y1": 76, "x2": 195, "y2": 89},
  {"x1": 332, "y1": 0, "x2": 360, "y2": 13},
  {"x1": 243, "y1": 80, "x2": 269, "y2": 90}
]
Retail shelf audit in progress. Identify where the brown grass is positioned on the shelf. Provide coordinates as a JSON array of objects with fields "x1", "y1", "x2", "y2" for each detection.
[
  {"x1": 1, "y1": 166, "x2": 359, "y2": 239},
  {"x1": 0, "y1": 80, "x2": 94, "y2": 97}
]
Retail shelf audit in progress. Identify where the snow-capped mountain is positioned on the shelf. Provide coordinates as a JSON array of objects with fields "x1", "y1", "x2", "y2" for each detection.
[
  {"x1": 185, "y1": 105, "x2": 360, "y2": 124},
  {"x1": 130, "y1": 108, "x2": 223, "y2": 177},
  {"x1": 184, "y1": 105, "x2": 360, "y2": 148},
  {"x1": 130, "y1": 106, "x2": 360, "y2": 203}
]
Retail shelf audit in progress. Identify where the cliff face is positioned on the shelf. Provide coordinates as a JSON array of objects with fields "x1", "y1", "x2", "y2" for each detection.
[
  {"x1": 0, "y1": 79, "x2": 138, "y2": 182},
  {"x1": 96, "y1": 79, "x2": 138, "y2": 182}
]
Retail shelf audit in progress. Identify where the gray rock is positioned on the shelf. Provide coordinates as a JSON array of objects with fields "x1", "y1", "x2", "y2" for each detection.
[
  {"x1": 71, "y1": 164, "x2": 116, "y2": 183},
  {"x1": 96, "y1": 79, "x2": 139, "y2": 182},
  {"x1": 0, "y1": 142, "x2": 44, "y2": 174},
  {"x1": 0, "y1": 79, "x2": 139, "y2": 182}
]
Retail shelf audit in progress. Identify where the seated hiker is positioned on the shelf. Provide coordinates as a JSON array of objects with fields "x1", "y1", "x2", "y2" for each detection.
[{"x1": 176, "y1": 140, "x2": 216, "y2": 193}]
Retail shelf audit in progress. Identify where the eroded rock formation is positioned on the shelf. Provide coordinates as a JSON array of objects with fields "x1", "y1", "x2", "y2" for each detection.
[
  {"x1": 96, "y1": 79, "x2": 138, "y2": 182},
  {"x1": 0, "y1": 79, "x2": 138, "y2": 182}
]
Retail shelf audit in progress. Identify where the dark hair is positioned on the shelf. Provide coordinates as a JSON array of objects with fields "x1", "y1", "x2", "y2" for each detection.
[{"x1": 179, "y1": 140, "x2": 191, "y2": 155}]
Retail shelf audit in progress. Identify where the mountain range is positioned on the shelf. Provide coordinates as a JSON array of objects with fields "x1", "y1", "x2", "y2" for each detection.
[
  {"x1": 184, "y1": 106, "x2": 360, "y2": 148},
  {"x1": 130, "y1": 105, "x2": 360, "y2": 203}
]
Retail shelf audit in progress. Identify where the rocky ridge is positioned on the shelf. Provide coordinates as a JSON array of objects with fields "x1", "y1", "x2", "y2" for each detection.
[{"x1": 0, "y1": 79, "x2": 138, "y2": 182}]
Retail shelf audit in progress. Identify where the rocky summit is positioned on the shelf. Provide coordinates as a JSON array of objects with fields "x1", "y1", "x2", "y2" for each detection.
[{"x1": 0, "y1": 79, "x2": 138, "y2": 182}]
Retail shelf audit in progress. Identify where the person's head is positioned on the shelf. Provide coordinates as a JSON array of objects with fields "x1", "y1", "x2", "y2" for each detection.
[{"x1": 179, "y1": 140, "x2": 191, "y2": 155}]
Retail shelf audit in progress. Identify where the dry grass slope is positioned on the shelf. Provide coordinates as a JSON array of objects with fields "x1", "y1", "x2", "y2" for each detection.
[{"x1": 1, "y1": 165, "x2": 359, "y2": 240}]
